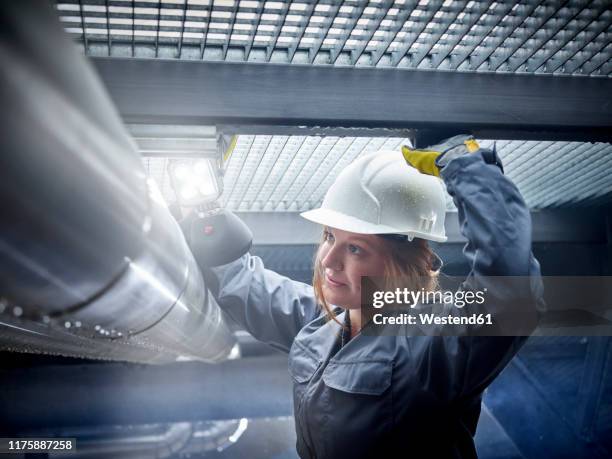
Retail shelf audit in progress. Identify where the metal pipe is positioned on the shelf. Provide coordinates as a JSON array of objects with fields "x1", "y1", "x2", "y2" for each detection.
[
  {"x1": 46, "y1": 421, "x2": 248, "y2": 458},
  {"x1": 0, "y1": 355, "x2": 292, "y2": 429},
  {"x1": 0, "y1": 1, "x2": 235, "y2": 363},
  {"x1": 50, "y1": 423, "x2": 195, "y2": 459}
]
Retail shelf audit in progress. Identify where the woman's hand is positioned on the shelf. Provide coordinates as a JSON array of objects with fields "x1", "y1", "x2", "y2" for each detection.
[{"x1": 401, "y1": 134, "x2": 480, "y2": 177}]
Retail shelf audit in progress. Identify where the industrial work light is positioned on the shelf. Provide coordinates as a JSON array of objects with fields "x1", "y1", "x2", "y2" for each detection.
[
  {"x1": 169, "y1": 158, "x2": 221, "y2": 206},
  {"x1": 143, "y1": 131, "x2": 253, "y2": 269}
]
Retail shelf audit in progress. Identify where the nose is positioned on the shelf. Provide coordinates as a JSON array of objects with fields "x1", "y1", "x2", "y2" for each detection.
[{"x1": 321, "y1": 243, "x2": 343, "y2": 272}]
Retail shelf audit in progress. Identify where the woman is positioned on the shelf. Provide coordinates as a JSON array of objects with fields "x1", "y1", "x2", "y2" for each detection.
[{"x1": 203, "y1": 136, "x2": 544, "y2": 458}]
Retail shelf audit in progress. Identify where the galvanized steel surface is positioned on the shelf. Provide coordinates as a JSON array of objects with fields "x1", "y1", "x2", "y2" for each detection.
[{"x1": 55, "y1": 0, "x2": 611, "y2": 77}]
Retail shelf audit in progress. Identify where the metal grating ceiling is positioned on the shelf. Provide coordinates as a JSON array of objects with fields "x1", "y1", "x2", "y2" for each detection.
[
  {"x1": 142, "y1": 135, "x2": 612, "y2": 211},
  {"x1": 56, "y1": 0, "x2": 611, "y2": 75}
]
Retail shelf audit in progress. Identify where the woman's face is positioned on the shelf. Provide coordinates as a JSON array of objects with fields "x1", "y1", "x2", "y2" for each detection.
[{"x1": 319, "y1": 226, "x2": 387, "y2": 310}]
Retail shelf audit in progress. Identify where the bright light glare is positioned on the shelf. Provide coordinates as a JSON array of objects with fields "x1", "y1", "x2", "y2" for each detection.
[
  {"x1": 229, "y1": 418, "x2": 249, "y2": 443},
  {"x1": 174, "y1": 165, "x2": 189, "y2": 180},
  {"x1": 171, "y1": 159, "x2": 220, "y2": 205},
  {"x1": 180, "y1": 185, "x2": 198, "y2": 200},
  {"x1": 199, "y1": 181, "x2": 218, "y2": 197},
  {"x1": 126, "y1": 257, "x2": 189, "y2": 313},
  {"x1": 194, "y1": 159, "x2": 213, "y2": 178},
  {"x1": 146, "y1": 177, "x2": 168, "y2": 208}
]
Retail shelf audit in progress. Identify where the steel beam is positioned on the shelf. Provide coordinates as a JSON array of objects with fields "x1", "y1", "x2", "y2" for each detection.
[
  {"x1": 238, "y1": 209, "x2": 608, "y2": 245},
  {"x1": 92, "y1": 58, "x2": 612, "y2": 143}
]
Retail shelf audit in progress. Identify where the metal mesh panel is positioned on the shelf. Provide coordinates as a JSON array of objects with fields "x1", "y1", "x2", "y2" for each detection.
[
  {"x1": 141, "y1": 135, "x2": 612, "y2": 211},
  {"x1": 56, "y1": 0, "x2": 611, "y2": 76},
  {"x1": 480, "y1": 139, "x2": 612, "y2": 209}
]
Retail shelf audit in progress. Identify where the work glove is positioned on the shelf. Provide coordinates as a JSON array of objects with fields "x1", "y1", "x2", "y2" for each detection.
[{"x1": 402, "y1": 134, "x2": 500, "y2": 177}]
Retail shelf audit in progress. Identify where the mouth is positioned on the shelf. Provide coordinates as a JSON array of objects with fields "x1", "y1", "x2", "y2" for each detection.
[{"x1": 325, "y1": 275, "x2": 346, "y2": 288}]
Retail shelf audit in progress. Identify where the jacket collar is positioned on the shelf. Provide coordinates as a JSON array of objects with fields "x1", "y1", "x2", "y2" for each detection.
[{"x1": 294, "y1": 307, "x2": 397, "y2": 364}]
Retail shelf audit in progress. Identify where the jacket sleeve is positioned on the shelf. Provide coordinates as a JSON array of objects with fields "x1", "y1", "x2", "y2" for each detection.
[
  {"x1": 202, "y1": 253, "x2": 322, "y2": 354},
  {"x1": 417, "y1": 148, "x2": 545, "y2": 400}
]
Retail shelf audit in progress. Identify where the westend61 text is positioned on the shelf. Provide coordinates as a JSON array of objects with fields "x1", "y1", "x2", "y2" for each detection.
[{"x1": 373, "y1": 313, "x2": 493, "y2": 326}]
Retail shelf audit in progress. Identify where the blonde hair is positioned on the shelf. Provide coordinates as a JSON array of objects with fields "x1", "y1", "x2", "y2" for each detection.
[{"x1": 312, "y1": 227, "x2": 440, "y2": 326}]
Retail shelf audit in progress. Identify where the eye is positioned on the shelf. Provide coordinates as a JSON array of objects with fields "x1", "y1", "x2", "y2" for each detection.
[{"x1": 348, "y1": 244, "x2": 362, "y2": 255}]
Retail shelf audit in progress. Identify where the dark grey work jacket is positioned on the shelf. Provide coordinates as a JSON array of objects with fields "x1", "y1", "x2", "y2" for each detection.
[{"x1": 205, "y1": 150, "x2": 545, "y2": 458}]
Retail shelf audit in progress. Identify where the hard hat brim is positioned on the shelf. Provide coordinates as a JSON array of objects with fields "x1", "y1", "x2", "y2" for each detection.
[{"x1": 300, "y1": 207, "x2": 447, "y2": 243}]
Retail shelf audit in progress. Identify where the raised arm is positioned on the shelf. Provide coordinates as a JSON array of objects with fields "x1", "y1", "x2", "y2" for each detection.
[
  {"x1": 442, "y1": 148, "x2": 544, "y2": 286},
  {"x1": 441, "y1": 147, "x2": 544, "y2": 395},
  {"x1": 203, "y1": 253, "x2": 321, "y2": 354},
  {"x1": 404, "y1": 138, "x2": 545, "y2": 399}
]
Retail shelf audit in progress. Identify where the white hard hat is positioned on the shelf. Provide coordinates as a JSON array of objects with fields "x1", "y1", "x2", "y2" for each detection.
[{"x1": 300, "y1": 149, "x2": 447, "y2": 242}]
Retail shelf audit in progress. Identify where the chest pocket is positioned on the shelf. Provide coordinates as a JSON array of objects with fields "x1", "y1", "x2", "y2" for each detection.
[
  {"x1": 322, "y1": 359, "x2": 392, "y2": 395},
  {"x1": 288, "y1": 340, "x2": 321, "y2": 383}
]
